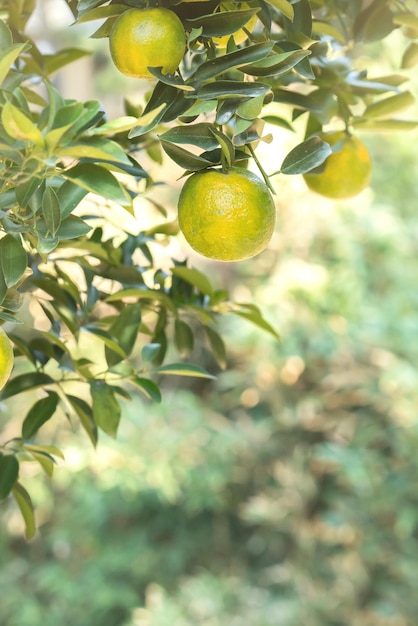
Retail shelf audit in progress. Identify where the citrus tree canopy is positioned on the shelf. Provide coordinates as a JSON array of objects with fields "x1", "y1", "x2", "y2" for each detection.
[{"x1": 0, "y1": 0, "x2": 417, "y2": 537}]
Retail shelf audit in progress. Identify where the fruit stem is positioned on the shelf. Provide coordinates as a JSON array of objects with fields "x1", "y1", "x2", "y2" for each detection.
[{"x1": 248, "y1": 144, "x2": 276, "y2": 195}]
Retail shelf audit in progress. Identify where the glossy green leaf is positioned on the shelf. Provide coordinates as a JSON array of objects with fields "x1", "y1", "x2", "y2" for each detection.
[
  {"x1": 105, "y1": 303, "x2": 142, "y2": 368},
  {"x1": 0, "y1": 234, "x2": 27, "y2": 287},
  {"x1": 131, "y1": 377, "x2": 162, "y2": 403},
  {"x1": 63, "y1": 163, "x2": 131, "y2": 205},
  {"x1": 157, "y1": 363, "x2": 216, "y2": 379},
  {"x1": 198, "y1": 81, "x2": 270, "y2": 101},
  {"x1": 12, "y1": 482, "x2": 36, "y2": 540},
  {"x1": 67, "y1": 395, "x2": 98, "y2": 447},
  {"x1": 204, "y1": 325, "x2": 227, "y2": 369},
  {"x1": 0, "y1": 453, "x2": 19, "y2": 500},
  {"x1": 209, "y1": 127, "x2": 235, "y2": 168},
  {"x1": 161, "y1": 141, "x2": 215, "y2": 171},
  {"x1": 91, "y1": 381, "x2": 121, "y2": 438},
  {"x1": 106, "y1": 289, "x2": 177, "y2": 313},
  {"x1": 184, "y1": 9, "x2": 260, "y2": 38},
  {"x1": 56, "y1": 181, "x2": 89, "y2": 219},
  {"x1": 1, "y1": 373, "x2": 54, "y2": 399},
  {"x1": 42, "y1": 186, "x2": 61, "y2": 237},
  {"x1": 192, "y1": 42, "x2": 274, "y2": 82},
  {"x1": 175, "y1": 319, "x2": 194, "y2": 357},
  {"x1": 75, "y1": 3, "x2": 126, "y2": 23},
  {"x1": 22, "y1": 392, "x2": 59, "y2": 441},
  {"x1": 284, "y1": 0, "x2": 312, "y2": 36},
  {"x1": 263, "y1": 0, "x2": 294, "y2": 20},
  {"x1": 160, "y1": 123, "x2": 220, "y2": 150},
  {"x1": 241, "y1": 49, "x2": 311, "y2": 77},
  {"x1": 280, "y1": 136, "x2": 332, "y2": 175},
  {"x1": 171, "y1": 266, "x2": 214, "y2": 297}
]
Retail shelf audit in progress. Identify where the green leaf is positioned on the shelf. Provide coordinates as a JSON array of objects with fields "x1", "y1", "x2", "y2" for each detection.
[
  {"x1": 280, "y1": 136, "x2": 332, "y2": 175},
  {"x1": 0, "y1": 453, "x2": 19, "y2": 500},
  {"x1": 171, "y1": 266, "x2": 214, "y2": 297},
  {"x1": 83, "y1": 326, "x2": 127, "y2": 358},
  {"x1": 67, "y1": 395, "x2": 98, "y2": 447},
  {"x1": 233, "y1": 304, "x2": 280, "y2": 339},
  {"x1": 0, "y1": 20, "x2": 13, "y2": 50},
  {"x1": 160, "y1": 123, "x2": 220, "y2": 151},
  {"x1": 105, "y1": 303, "x2": 142, "y2": 368},
  {"x1": 75, "y1": 3, "x2": 126, "y2": 23},
  {"x1": 352, "y1": 118, "x2": 418, "y2": 132},
  {"x1": 241, "y1": 49, "x2": 311, "y2": 77},
  {"x1": 42, "y1": 186, "x2": 61, "y2": 236},
  {"x1": 184, "y1": 9, "x2": 260, "y2": 38},
  {"x1": 263, "y1": 0, "x2": 294, "y2": 20},
  {"x1": 209, "y1": 127, "x2": 235, "y2": 168},
  {"x1": 142, "y1": 343, "x2": 162, "y2": 363},
  {"x1": 23, "y1": 443, "x2": 64, "y2": 460},
  {"x1": 0, "y1": 42, "x2": 30, "y2": 85},
  {"x1": 284, "y1": 0, "x2": 312, "y2": 36},
  {"x1": 364, "y1": 91, "x2": 416, "y2": 119},
  {"x1": 55, "y1": 137, "x2": 132, "y2": 165},
  {"x1": 43, "y1": 48, "x2": 90, "y2": 75},
  {"x1": 156, "y1": 363, "x2": 216, "y2": 379},
  {"x1": 63, "y1": 163, "x2": 131, "y2": 206},
  {"x1": 1, "y1": 373, "x2": 54, "y2": 399},
  {"x1": 56, "y1": 181, "x2": 89, "y2": 219},
  {"x1": 161, "y1": 141, "x2": 215, "y2": 171},
  {"x1": 198, "y1": 81, "x2": 270, "y2": 101},
  {"x1": 175, "y1": 319, "x2": 194, "y2": 357},
  {"x1": 192, "y1": 42, "x2": 274, "y2": 82},
  {"x1": 22, "y1": 392, "x2": 59, "y2": 441},
  {"x1": 90, "y1": 380, "x2": 121, "y2": 438},
  {"x1": 402, "y1": 42, "x2": 418, "y2": 69},
  {"x1": 131, "y1": 377, "x2": 162, "y2": 403},
  {"x1": 36, "y1": 215, "x2": 91, "y2": 240},
  {"x1": 12, "y1": 482, "x2": 36, "y2": 540},
  {"x1": 106, "y1": 288, "x2": 177, "y2": 313},
  {"x1": 204, "y1": 325, "x2": 227, "y2": 369},
  {"x1": 0, "y1": 234, "x2": 27, "y2": 287},
  {"x1": 1, "y1": 101, "x2": 44, "y2": 146}
]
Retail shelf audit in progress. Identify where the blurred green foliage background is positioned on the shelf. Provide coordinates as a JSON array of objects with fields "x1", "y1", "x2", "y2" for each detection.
[{"x1": 1, "y1": 10, "x2": 418, "y2": 626}]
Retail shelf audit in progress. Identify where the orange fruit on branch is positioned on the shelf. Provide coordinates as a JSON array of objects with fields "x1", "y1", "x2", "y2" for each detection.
[
  {"x1": 109, "y1": 8, "x2": 186, "y2": 79},
  {"x1": 303, "y1": 131, "x2": 372, "y2": 199},
  {"x1": 178, "y1": 168, "x2": 276, "y2": 262}
]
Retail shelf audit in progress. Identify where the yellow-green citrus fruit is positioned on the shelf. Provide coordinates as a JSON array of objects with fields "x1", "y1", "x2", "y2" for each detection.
[
  {"x1": 178, "y1": 168, "x2": 276, "y2": 262},
  {"x1": 0, "y1": 328, "x2": 13, "y2": 391},
  {"x1": 109, "y1": 8, "x2": 186, "y2": 79},
  {"x1": 303, "y1": 131, "x2": 372, "y2": 199},
  {"x1": 213, "y1": 3, "x2": 258, "y2": 48}
]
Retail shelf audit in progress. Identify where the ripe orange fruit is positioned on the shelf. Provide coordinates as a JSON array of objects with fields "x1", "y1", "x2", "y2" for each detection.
[
  {"x1": 213, "y1": 2, "x2": 258, "y2": 48},
  {"x1": 303, "y1": 131, "x2": 372, "y2": 199},
  {"x1": 109, "y1": 8, "x2": 186, "y2": 79},
  {"x1": 0, "y1": 328, "x2": 13, "y2": 391},
  {"x1": 178, "y1": 168, "x2": 276, "y2": 262}
]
